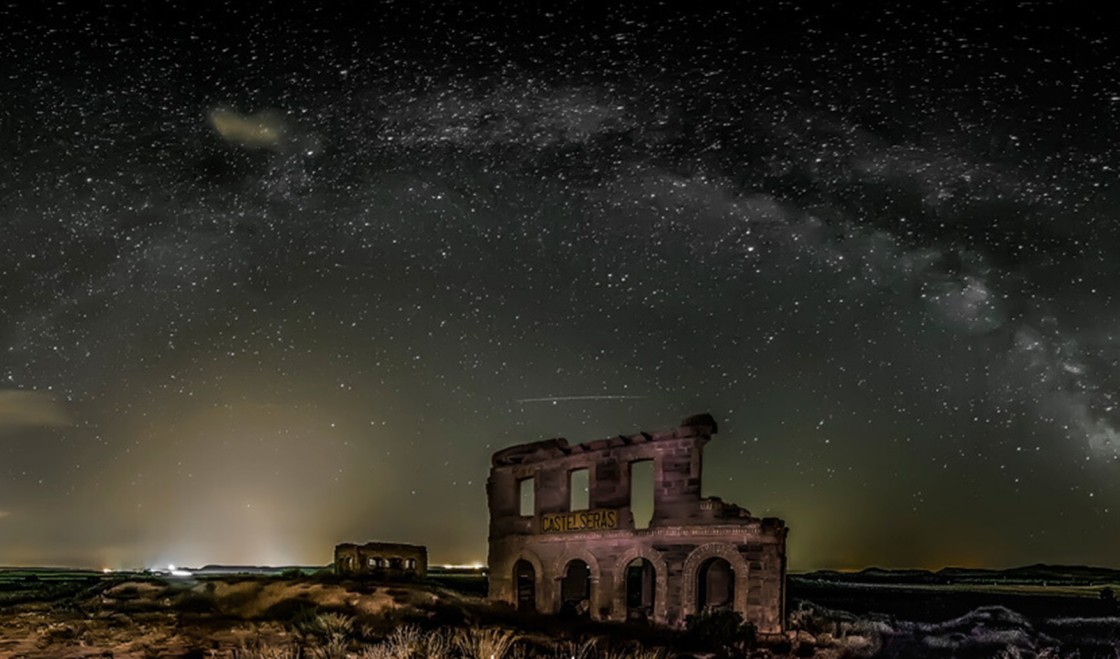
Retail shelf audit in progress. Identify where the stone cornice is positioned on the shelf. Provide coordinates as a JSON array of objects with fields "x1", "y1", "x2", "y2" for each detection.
[
  {"x1": 501, "y1": 522, "x2": 784, "y2": 544},
  {"x1": 491, "y1": 413, "x2": 717, "y2": 467}
]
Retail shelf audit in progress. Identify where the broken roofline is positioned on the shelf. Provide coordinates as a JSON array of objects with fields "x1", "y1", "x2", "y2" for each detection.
[
  {"x1": 335, "y1": 542, "x2": 427, "y2": 553},
  {"x1": 491, "y1": 413, "x2": 719, "y2": 467}
]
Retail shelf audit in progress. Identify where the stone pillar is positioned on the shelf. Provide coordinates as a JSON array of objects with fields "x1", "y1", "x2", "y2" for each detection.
[
  {"x1": 652, "y1": 439, "x2": 707, "y2": 524},
  {"x1": 536, "y1": 465, "x2": 569, "y2": 514},
  {"x1": 590, "y1": 455, "x2": 629, "y2": 510},
  {"x1": 488, "y1": 470, "x2": 518, "y2": 517}
]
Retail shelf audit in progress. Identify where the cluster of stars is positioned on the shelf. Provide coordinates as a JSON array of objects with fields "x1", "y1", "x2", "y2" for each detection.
[{"x1": 0, "y1": 4, "x2": 1118, "y2": 569}]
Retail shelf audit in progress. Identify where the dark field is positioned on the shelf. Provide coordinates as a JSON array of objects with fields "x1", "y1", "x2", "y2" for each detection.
[
  {"x1": 1, "y1": 566, "x2": 1119, "y2": 657},
  {"x1": 785, "y1": 568, "x2": 1120, "y2": 658},
  {"x1": 790, "y1": 573, "x2": 1120, "y2": 623}
]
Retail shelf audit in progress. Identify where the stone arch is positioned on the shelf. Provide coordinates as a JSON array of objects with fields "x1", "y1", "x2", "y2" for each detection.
[
  {"x1": 680, "y1": 543, "x2": 750, "y2": 619},
  {"x1": 556, "y1": 546, "x2": 602, "y2": 582},
  {"x1": 500, "y1": 548, "x2": 547, "y2": 613},
  {"x1": 611, "y1": 545, "x2": 669, "y2": 623},
  {"x1": 555, "y1": 547, "x2": 603, "y2": 619}
]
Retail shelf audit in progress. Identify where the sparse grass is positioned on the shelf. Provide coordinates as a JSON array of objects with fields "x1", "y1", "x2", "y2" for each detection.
[
  {"x1": 453, "y1": 626, "x2": 521, "y2": 659},
  {"x1": 225, "y1": 628, "x2": 672, "y2": 659},
  {"x1": 311, "y1": 635, "x2": 349, "y2": 659},
  {"x1": 229, "y1": 641, "x2": 303, "y2": 659}
]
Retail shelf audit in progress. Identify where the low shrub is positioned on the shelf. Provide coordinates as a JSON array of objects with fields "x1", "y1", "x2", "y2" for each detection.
[
  {"x1": 172, "y1": 591, "x2": 217, "y2": 614},
  {"x1": 684, "y1": 609, "x2": 756, "y2": 655},
  {"x1": 261, "y1": 597, "x2": 318, "y2": 624}
]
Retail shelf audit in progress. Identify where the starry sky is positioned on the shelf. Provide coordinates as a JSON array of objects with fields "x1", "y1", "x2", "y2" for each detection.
[{"x1": 1, "y1": 2, "x2": 1119, "y2": 571}]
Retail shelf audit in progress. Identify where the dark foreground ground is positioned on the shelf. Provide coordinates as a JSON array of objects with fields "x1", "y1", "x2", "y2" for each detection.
[
  {"x1": 790, "y1": 563, "x2": 1120, "y2": 621},
  {"x1": 793, "y1": 578, "x2": 1120, "y2": 622},
  {"x1": 0, "y1": 566, "x2": 1118, "y2": 657},
  {"x1": 786, "y1": 568, "x2": 1120, "y2": 658}
]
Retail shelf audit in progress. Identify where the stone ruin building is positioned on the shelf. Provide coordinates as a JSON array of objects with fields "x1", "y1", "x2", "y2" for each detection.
[
  {"x1": 334, "y1": 541, "x2": 427, "y2": 579},
  {"x1": 486, "y1": 414, "x2": 788, "y2": 633}
]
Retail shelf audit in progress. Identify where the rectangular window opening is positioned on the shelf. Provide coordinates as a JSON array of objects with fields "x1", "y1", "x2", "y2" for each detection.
[
  {"x1": 518, "y1": 477, "x2": 535, "y2": 516},
  {"x1": 569, "y1": 468, "x2": 590, "y2": 511},
  {"x1": 630, "y1": 460, "x2": 654, "y2": 529}
]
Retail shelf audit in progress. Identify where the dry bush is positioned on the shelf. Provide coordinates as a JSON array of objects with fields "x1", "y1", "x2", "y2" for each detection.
[
  {"x1": 229, "y1": 641, "x2": 303, "y2": 659},
  {"x1": 296, "y1": 610, "x2": 354, "y2": 641},
  {"x1": 357, "y1": 646, "x2": 402, "y2": 659},
  {"x1": 423, "y1": 627, "x2": 455, "y2": 658},
  {"x1": 315, "y1": 612, "x2": 355, "y2": 639},
  {"x1": 348, "y1": 625, "x2": 671, "y2": 659},
  {"x1": 598, "y1": 647, "x2": 666, "y2": 659},
  {"x1": 40, "y1": 621, "x2": 83, "y2": 643},
  {"x1": 356, "y1": 624, "x2": 456, "y2": 659},
  {"x1": 311, "y1": 635, "x2": 349, "y2": 659},
  {"x1": 454, "y1": 626, "x2": 520, "y2": 659},
  {"x1": 554, "y1": 637, "x2": 598, "y2": 659},
  {"x1": 376, "y1": 624, "x2": 424, "y2": 658}
]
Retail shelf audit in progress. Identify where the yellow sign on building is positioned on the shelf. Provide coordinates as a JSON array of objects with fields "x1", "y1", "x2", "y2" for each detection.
[{"x1": 541, "y1": 509, "x2": 619, "y2": 533}]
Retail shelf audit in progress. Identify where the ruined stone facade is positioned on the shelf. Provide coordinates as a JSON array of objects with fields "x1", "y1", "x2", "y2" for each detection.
[
  {"x1": 486, "y1": 414, "x2": 787, "y2": 633},
  {"x1": 334, "y1": 542, "x2": 427, "y2": 579}
]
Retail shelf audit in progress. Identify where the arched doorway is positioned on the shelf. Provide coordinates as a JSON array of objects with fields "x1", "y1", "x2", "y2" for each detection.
[
  {"x1": 559, "y1": 559, "x2": 592, "y2": 617},
  {"x1": 625, "y1": 558, "x2": 656, "y2": 622},
  {"x1": 697, "y1": 557, "x2": 734, "y2": 612},
  {"x1": 513, "y1": 559, "x2": 536, "y2": 612}
]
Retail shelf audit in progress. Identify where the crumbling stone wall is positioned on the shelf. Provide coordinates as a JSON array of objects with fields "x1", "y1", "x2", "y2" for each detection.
[
  {"x1": 487, "y1": 414, "x2": 788, "y2": 633},
  {"x1": 335, "y1": 542, "x2": 427, "y2": 579}
]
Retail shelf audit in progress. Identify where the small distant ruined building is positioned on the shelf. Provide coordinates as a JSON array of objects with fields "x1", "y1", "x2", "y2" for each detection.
[
  {"x1": 486, "y1": 414, "x2": 788, "y2": 633},
  {"x1": 334, "y1": 542, "x2": 427, "y2": 579}
]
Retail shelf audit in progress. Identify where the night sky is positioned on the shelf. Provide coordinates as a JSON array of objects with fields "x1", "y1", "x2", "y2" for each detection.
[{"x1": 2, "y1": 3, "x2": 1119, "y2": 572}]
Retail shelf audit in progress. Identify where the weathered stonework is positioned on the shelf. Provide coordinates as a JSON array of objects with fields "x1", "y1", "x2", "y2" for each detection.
[
  {"x1": 334, "y1": 542, "x2": 427, "y2": 579},
  {"x1": 486, "y1": 414, "x2": 788, "y2": 633}
]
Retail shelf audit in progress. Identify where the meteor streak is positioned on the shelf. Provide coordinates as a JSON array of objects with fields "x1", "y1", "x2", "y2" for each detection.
[{"x1": 516, "y1": 395, "x2": 646, "y2": 404}]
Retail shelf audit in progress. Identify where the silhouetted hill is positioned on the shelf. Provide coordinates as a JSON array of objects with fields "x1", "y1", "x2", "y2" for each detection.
[{"x1": 796, "y1": 563, "x2": 1120, "y2": 586}]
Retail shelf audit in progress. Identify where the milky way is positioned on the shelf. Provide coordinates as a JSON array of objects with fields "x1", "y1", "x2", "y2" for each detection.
[{"x1": 1, "y1": 4, "x2": 1118, "y2": 570}]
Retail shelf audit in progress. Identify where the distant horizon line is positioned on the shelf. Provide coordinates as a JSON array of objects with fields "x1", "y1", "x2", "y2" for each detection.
[{"x1": 4, "y1": 560, "x2": 1120, "y2": 574}]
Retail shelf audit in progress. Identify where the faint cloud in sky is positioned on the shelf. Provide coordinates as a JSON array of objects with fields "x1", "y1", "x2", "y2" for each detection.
[
  {"x1": 0, "y1": 390, "x2": 71, "y2": 429},
  {"x1": 208, "y1": 108, "x2": 289, "y2": 150}
]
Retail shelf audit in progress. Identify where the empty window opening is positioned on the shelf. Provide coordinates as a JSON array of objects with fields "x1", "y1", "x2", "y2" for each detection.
[
  {"x1": 569, "y1": 468, "x2": 590, "y2": 511},
  {"x1": 630, "y1": 460, "x2": 655, "y2": 529},
  {"x1": 404, "y1": 559, "x2": 416, "y2": 569},
  {"x1": 519, "y1": 477, "x2": 535, "y2": 516}
]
